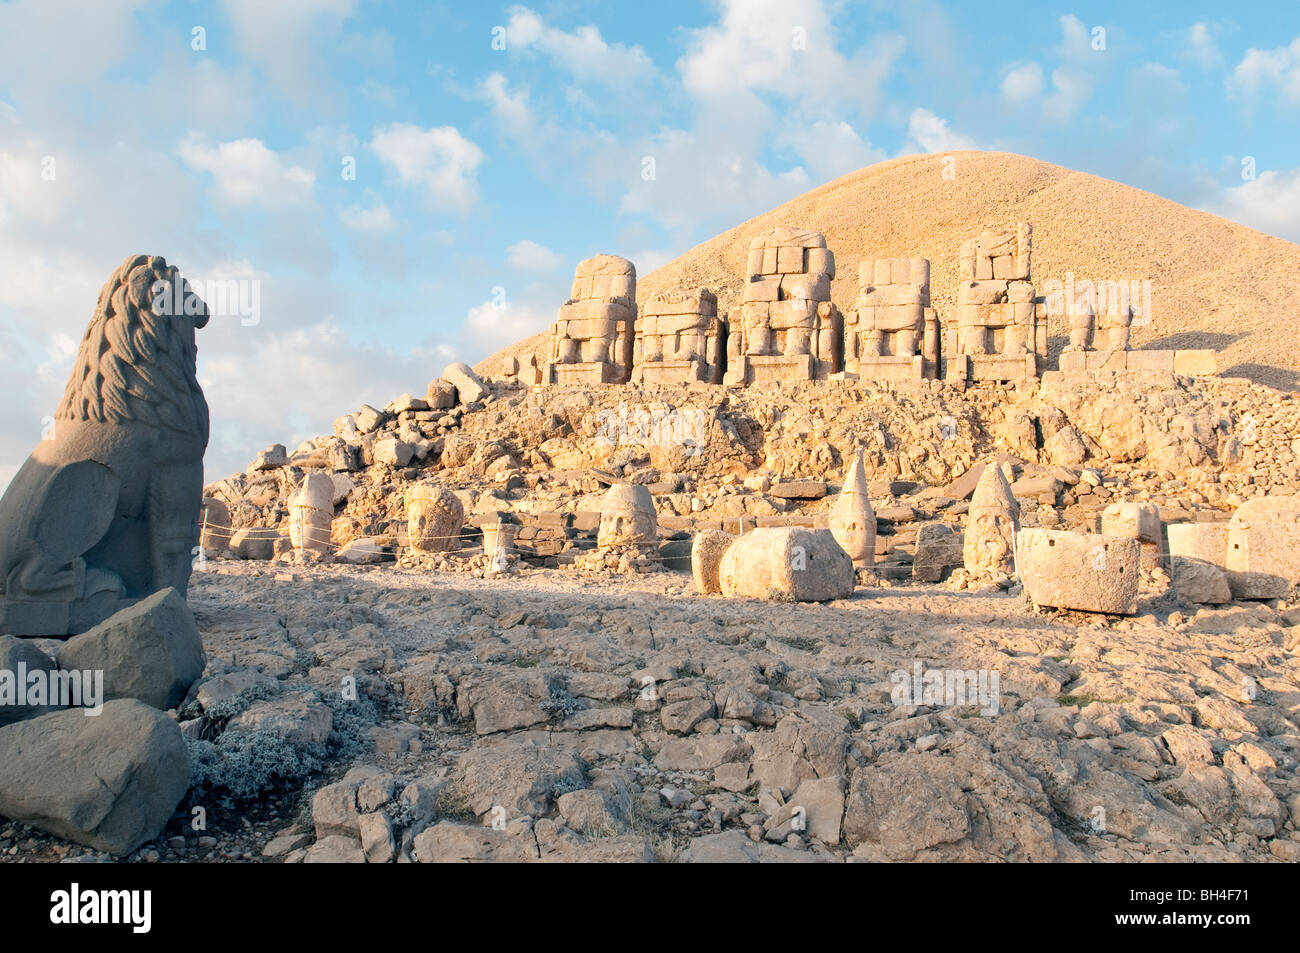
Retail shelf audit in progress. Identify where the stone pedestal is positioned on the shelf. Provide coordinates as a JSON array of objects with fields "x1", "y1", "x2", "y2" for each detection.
[
  {"x1": 544, "y1": 361, "x2": 625, "y2": 385},
  {"x1": 639, "y1": 359, "x2": 710, "y2": 385},
  {"x1": 1058, "y1": 349, "x2": 1216, "y2": 377},
  {"x1": 946, "y1": 353, "x2": 1039, "y2": 383},
  {"x1": 724, "y1": 354, "x2": 816, "y2": 386},
  {"x1": 844, "y1": 353, "x2": 927, "y2": 382}
]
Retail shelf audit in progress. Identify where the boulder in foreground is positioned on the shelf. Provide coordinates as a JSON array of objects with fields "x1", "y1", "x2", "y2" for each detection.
[
  {"x1": 0, "y1": 699, "x2": 190, "y2": 855},
  {"x1": 57, "y1": 587, "x2": 205, "y2": 711}
]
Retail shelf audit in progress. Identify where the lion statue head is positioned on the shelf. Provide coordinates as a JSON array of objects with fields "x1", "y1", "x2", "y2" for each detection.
[{"x1": 56, "y1": 254, "x2": 209, "y2": 438}]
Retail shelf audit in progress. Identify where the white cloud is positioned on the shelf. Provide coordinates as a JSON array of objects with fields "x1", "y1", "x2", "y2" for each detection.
[
  {"x1": 1185, "y1": 23, "x2": 1224, "y2": 71},
  {"x1": 504, "y1": 6, "x2": 656, "y2": 87},
  {"x1": 341, "y1": 202, "x2": 395, "y2": 233},
  {"x1": 904, "y1": 109, "x2": 977, "y2": 154},
  {"x1": 1229, "y1": 34, "x2": 1300, "y2": 105},
  {"x1": 480, "y1": 73, "x2": 538, "y2": 142},
  {"x1": 220, "y1": 0, "x2": 357, "y2": 102},
  {"x1": 0, "y1": 0, "x2": 149, "y2": 93},
  {"x1": 1044, "y1": 14, "x2": 1100, "y2": 120},
  {"x1": 617, "y1": 128, "x2": 811, "y2": 235},
  {"x1": 177, "y1": 136, "x2": 316, "y2": 208},
  {"x1": 1210, "y1": 167, "x2": 1300, "y2": 243},
  {"x1": 369, "y1": 123, "x2": 485, "y2": 213},
  {"x1": 1002, "y1": 62, "x2": 1044, "y2": 103},
  {"x1": 460, "y1": 298, "x2": 553, "y2": 358},
  {"x1": 471, "y1": 2, "x2": 904, "y2": 242},
  {"x1": 782, "y1": 120, "x2": 884, "y2": 183},
  {"x1": 507, "y1": 239, "x2": 565, "y2": 273},
  {"x1": 678, "y1": 0, "x2": 901, "y2": 120},
  {"x1": 994, "y1": 16, "x2": 1106, "y2": 119}
]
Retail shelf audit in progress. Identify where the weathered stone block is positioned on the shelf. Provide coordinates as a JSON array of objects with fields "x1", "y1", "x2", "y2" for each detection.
[
  {"x1": 691, "y1": 529, "x2": 735, "y2": 595},
  {"x1": 913, "y1": 524, "x2": 963, "y2": 583},
  {"x1": 1124, "y1": 350, "x2": 1175, "y2": 373},
  {"x1": 0, "y1": 699, "x2": 189, "y2": 855},
  {"x1": 717, "y1": 527, "x2": 854, "y2": 602},
  {"x1": 1226, "y1": 497, "x2": 1300, "y2": 599},
  {"x1": 1058, "y1": 351, "x2": 1087, "y2": 374},
  {"x1": 1174, "y1": 350, "x2": 1217, "y2": 376},
  {"x1": 442, "y1": 362, "x2": 489, "y2": 404},
  {"x1": 806, "y1": 247, "x2": 834, "y2": 277},
  {"x1": 776, "y1": 245, "x2": 803, "y2": 274},
  {"x1": 1018, "y1": 529, "x2": 1140, "y2": 614},
  {"x1": 1101, "y1": 502, "x2": 1161, "y2": 543},
  {"x1": 57, "y1": 587, "x2": 204, "y2": 710}
]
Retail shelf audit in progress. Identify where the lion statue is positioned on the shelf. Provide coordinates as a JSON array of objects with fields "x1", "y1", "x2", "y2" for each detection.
[{"x1": 0, "y1": 254, "x2": 210, "y2": 636}]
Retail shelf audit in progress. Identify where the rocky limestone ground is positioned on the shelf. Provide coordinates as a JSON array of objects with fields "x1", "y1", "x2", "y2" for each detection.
[{"x1": 6, "y1": 555, "x2": 1296, "y2": 864}]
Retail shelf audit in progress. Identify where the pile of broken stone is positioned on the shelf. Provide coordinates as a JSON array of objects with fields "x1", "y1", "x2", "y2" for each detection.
[{"x1": 202, "y1": 352, "x2": 1300, "y2": 614}]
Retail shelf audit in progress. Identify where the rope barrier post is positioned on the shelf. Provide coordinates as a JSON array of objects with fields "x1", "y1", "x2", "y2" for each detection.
[{"x1": 198, "y1": 506, "x2": 209, "y2": 569}]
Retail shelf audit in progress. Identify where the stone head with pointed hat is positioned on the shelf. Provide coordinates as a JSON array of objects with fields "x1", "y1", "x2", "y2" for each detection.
[{"x1": 828, "y1": 450, "x2": 876, "y2": 567}]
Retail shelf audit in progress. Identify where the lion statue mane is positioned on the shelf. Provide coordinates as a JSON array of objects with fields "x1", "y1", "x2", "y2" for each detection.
[{"x1": 0, "y1": 254, "x2": 210, "y2": 636}]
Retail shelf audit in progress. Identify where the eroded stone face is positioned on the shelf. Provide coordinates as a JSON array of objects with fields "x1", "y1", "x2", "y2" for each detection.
[
  {"x1": 962, "y1": 466, "x2": 1020, "y2": 579},
  {"x1": 828, "y1": 450, "x2": 876, "y2": 567},
  {"x1": 597, "y1": 484, "x2": 657, "y2": 548},
  {"x1": 289, "y1": 473, "x2": 335, "y2": 556},
  {"x1": 407, "y1": 484, "x2": 464, "y2": 553}
]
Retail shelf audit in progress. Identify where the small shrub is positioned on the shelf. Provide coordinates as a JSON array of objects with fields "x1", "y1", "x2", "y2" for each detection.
[
  {"x1": 326, "y1": 692, "x2": 382, "y2": 761},
  {"x1": 551, "y1": 775, "x2": 583, "y2": 799},
  {"x1": 186, "y1": 729, "x2": 326, "y2": 808},
  {"x1": 542, "y1": 687, "x2": 583, "y2": 722}
]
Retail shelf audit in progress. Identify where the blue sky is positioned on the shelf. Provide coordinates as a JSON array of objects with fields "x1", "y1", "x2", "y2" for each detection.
[{"x1": 1, "y1": 0, "x2": 1298, "y2": 486}]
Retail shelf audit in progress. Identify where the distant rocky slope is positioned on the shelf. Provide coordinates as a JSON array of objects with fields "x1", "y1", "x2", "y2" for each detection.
[{"x1": 205, "y1": 363, "x2": 1300, "y2": 578}]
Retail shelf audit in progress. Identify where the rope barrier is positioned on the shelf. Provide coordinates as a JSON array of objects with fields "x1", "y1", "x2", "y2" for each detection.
[
  {"x1": 197, "y1": 520, "x2": 684, "y2": 562},
  {"x1": 199, "y1": 508, "x2": 768, "y2": 564}
]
